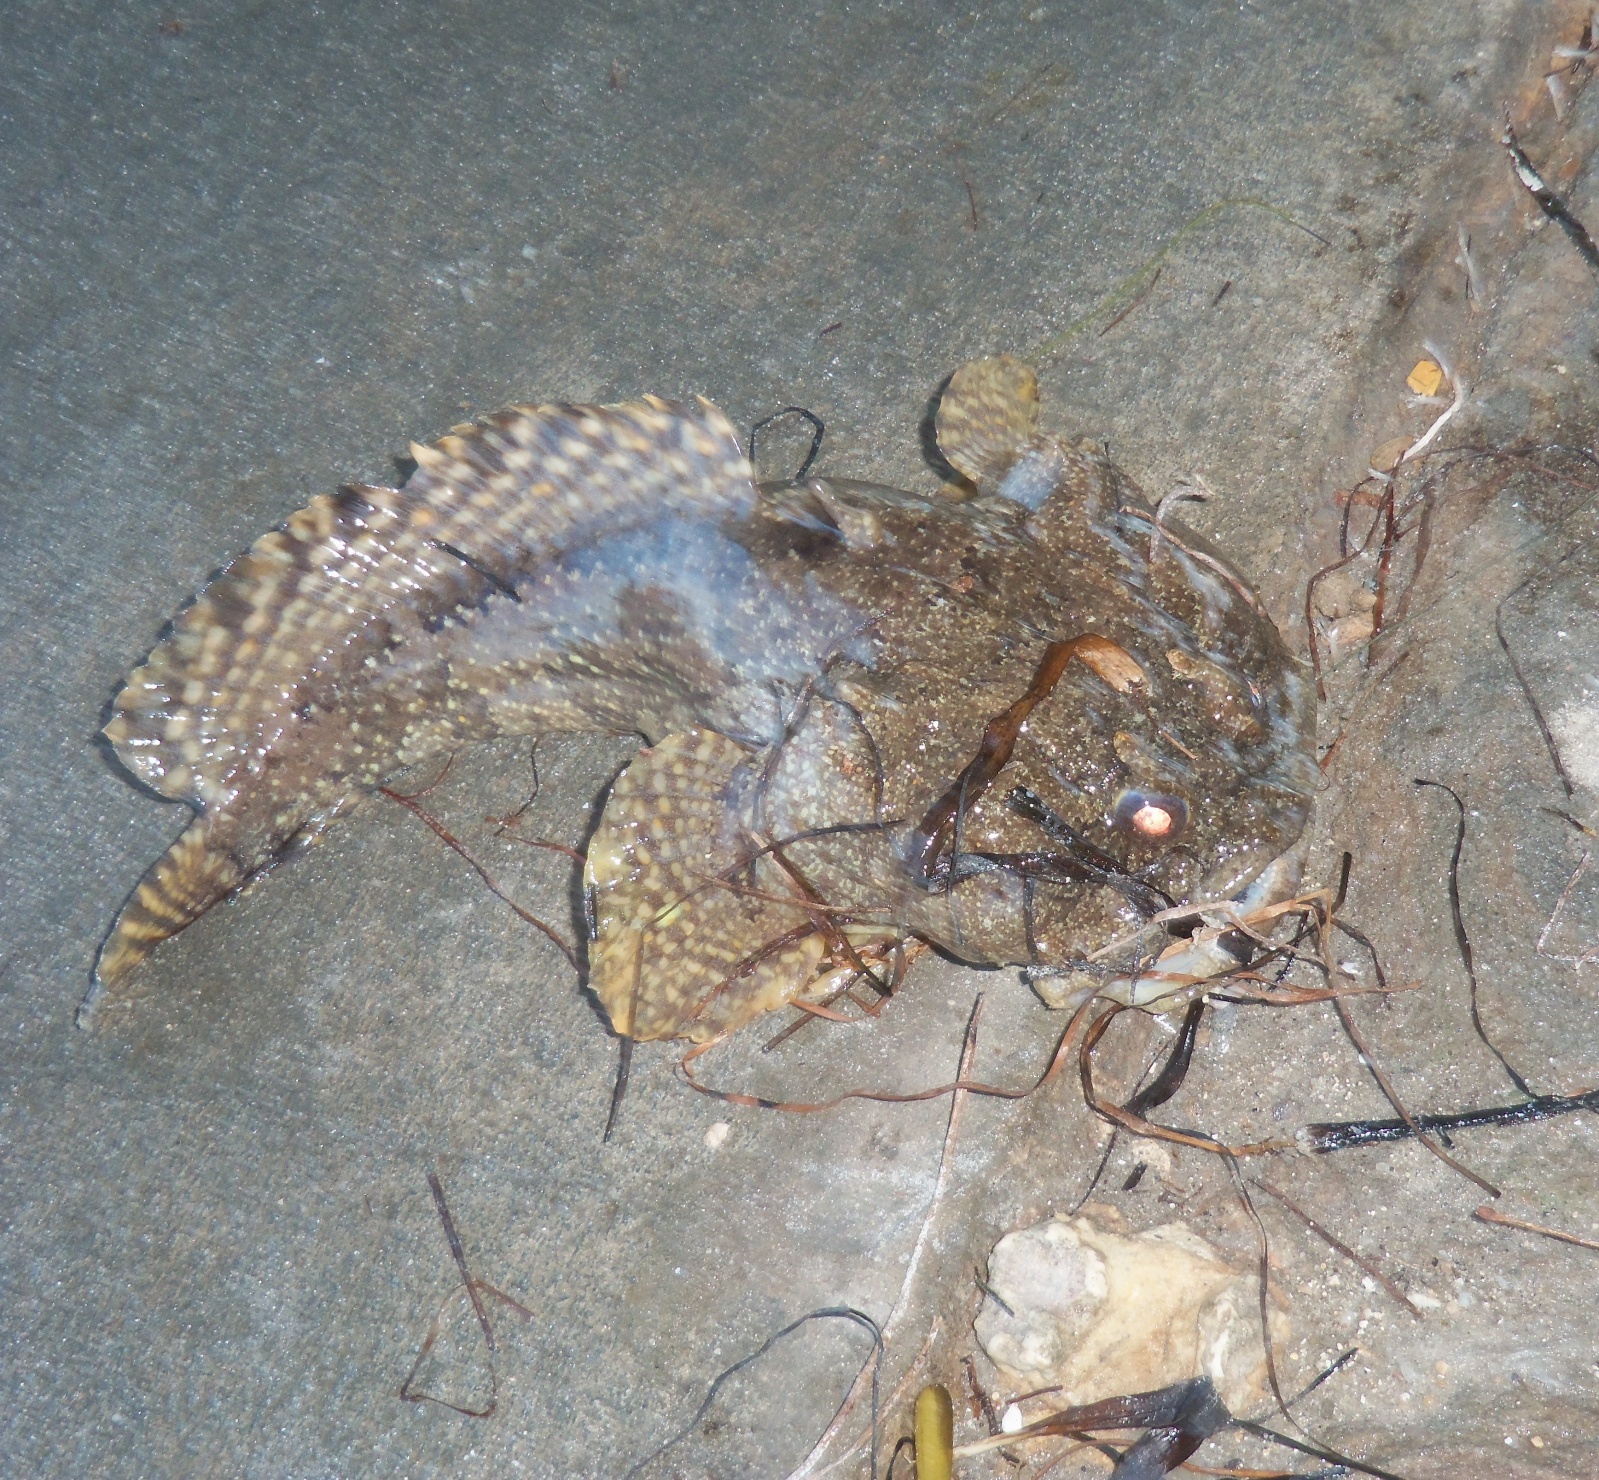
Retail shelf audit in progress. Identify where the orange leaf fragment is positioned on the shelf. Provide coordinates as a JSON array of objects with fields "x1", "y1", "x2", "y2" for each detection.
[{"x1": 1406, "y1": 358, "x2": 1444, "y2": 396}]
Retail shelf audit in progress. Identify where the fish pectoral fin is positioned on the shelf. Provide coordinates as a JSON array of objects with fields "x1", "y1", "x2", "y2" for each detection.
[
  {"x1": 935, "y1": 355, "x2": 1040, "y2": 487},
  {"x1": 585, "y1": 729, "x2": 832, "y2": 1043},
  {"x1": 86, "y1": 818, "x2": 246, "y2": 1017}
]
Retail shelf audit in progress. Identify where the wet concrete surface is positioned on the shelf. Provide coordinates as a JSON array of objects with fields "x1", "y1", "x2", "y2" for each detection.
[{"x1": 2, "y1": 1, "x2": 1597, "y2": 1475}]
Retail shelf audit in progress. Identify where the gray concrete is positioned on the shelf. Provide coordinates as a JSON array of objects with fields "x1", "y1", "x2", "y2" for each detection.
[{"x1": 2, "y1": 1, "x2": 1597, "y2": 1475}]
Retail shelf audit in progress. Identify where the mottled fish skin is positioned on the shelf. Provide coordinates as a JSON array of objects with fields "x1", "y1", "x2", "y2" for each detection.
[
  {"x1": 95, "y1": 395, "x2": 752, "y2": 997},
  {"x1": 94, "y1": 358, "x2": 1315, "y2": 1042}
]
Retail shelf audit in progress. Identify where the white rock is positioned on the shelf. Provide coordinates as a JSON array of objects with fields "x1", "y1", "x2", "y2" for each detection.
[{"x1": 974, "y1": 1213, "x2": 1288, "y2": 1414}]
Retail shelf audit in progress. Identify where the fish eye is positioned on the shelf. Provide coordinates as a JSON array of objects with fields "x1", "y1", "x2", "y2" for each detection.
[{"x1": 1113, "y1": 789, "x2": 1189, "y2": 842}]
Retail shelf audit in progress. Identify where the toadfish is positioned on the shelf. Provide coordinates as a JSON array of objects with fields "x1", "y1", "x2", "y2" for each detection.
[{"x1": 92, "y1": 357, "x2": 1316, "y2": 1040}]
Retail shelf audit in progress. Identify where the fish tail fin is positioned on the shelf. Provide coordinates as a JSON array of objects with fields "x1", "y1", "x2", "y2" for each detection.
[{"x1": 83, "y1": 820, "x2": 244, "y2": 1023}]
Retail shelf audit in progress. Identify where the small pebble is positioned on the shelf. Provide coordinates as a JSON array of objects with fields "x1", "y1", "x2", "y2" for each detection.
[{"x1": 704, "y1": 1121, "x2": 731, "y2": 1149}]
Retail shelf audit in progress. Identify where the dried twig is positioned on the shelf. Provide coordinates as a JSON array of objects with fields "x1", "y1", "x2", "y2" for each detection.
[
  {"x1": 400, "y1": 1171, "x2": 534, "y2": 1419},
  {"x1": 380, "y1": 785, "x2": 579, "y2": 968},
  {"x1": 1476, "y1": 1203, "x2": 1599, "y2": 1251},
  {"x1": 1538, "y1": 850, "x2": 1599, "y2": 970},
  {"x1": 1254, "y1": 1179, "x2": 1423, "y2": 1318}
]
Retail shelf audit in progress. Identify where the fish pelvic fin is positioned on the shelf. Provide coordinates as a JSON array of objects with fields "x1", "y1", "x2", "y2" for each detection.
[
  {"x1": 86, "y1": 819, "x2": 246, "y2": 1018},
  {"x1": 586, "y1": 729, "x2": 831, "y2": 1043},
  {"x1": 935, "y1": 355, "x2": 1040, "y2": 487}
]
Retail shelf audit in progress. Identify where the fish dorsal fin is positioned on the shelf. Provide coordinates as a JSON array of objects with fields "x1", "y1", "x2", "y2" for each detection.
[
  {"x1": 102, "y1": 396, "x2": 755, "y2": 812},
  {"x1": 586, "y1": 730, "x2": 831, "y2": 1043},
  {"x1": 935, "y1": 355, "x2": 1040, "y2": 488}
]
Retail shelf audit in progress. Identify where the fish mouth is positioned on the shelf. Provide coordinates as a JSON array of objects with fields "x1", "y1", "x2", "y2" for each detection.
[{"x1": 1027, "y1": 832, "x2": 1312, "y2": 1014}]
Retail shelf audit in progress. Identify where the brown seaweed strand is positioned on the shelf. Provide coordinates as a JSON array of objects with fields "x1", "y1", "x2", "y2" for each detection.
[
  {"x1": 1413, "y1": 779, "x2": 1535, "y2": 1097},
  {"x1": 909, "y1": 635, "x2": 1118, "y2": 879}
]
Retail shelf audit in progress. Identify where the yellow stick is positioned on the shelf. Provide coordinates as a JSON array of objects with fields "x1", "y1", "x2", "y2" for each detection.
[{"x1": 914, "y1": 1384, "x2": 955, "y2": 1480}]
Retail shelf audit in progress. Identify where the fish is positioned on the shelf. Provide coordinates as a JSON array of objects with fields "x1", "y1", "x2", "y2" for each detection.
[{"x1": 90, "y1": 356, "x2": 1317, "y2": 1040}]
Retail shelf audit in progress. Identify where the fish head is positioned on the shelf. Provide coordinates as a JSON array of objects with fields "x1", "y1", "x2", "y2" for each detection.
[{"x1": 892, "y1": 363, "x2": 1320, "y2": 1001}]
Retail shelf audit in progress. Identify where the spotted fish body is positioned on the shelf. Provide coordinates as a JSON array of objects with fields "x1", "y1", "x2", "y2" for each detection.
[{"x1": 95, "y1": 358, "x2": 1316, "y2": 1041}]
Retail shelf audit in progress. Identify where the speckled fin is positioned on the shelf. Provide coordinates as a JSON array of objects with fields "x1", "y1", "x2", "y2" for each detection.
[
  {"x1": 94, "y1": 395, "x2": 755, "y2": 1000},
  {"x1": 85, "y1": 821, "x2": 247, "y2": 1019},
  {"x1": 586, "y1": 730, "x2": 832, "y2": 1043},
  {"x1": 935, "y1": 355, "x2": 1039, "y2": 487}
]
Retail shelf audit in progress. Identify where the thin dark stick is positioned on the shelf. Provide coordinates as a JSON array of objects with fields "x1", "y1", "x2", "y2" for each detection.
[
  {"x1": 1331, "y1": 851, "x2": 1353, "y2": 913},
  {"x1": 1253, "y1": 1179, "x2": 1422, "y2": 1318},
  {"x1": 1097, "y1": 265, "x2": 1162, "y2": 336},
  {"x1": 747, "y1": 406, "x2": 826, "y2": 484},
  {"x1": 429, "y1": 539, "x2": 522, "y2": 603},
  {"x1": 622, "y1": 1307, "x2": 882, "y2": 1480},
  {"x1": 1302, "y1": 1086, "x2": 1599, "y2": 1151},
  {"x1": 1288, "y1": 1347, "x2": 1359, "y2": 1406},
  {"x1": 1413, "y1": 779, "x2": 1535, "y2": 1096},
  {"x1": 1496, "y1": 594, "x2": 1574, "y2": 797},
  {"x1": 1329, "y1": 992, "x2": 1500, "y2": 1197},
  {"x1": 428, "y1": 1171, "x2": 495, "y2": 1353},
  {"x1": 972, "y1": 1270, "x2": 1014, "y2": 1319}
]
